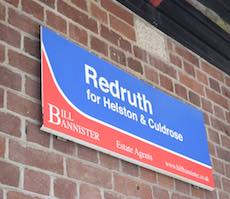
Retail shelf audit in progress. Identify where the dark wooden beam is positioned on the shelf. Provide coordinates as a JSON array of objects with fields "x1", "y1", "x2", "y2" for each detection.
[
  {"x1": 196, "y1": 0, "x2": 230, "y2": 24},
  {"x1": 116, "y1": 0, "x2": 230, "y2": 75}
]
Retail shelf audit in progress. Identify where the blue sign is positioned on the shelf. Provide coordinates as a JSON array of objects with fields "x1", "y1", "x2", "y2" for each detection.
[{"x1": 41, "y1": 26, "x2": 214, "y2": 190}]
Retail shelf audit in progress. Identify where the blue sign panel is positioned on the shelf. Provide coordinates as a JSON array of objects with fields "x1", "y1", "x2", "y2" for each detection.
[{"x1": 41, "y1": 26, "x2": 214, "y2": 190}]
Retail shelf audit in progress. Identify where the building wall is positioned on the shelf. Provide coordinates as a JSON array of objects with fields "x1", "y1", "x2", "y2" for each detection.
[{"x1": 0, "y1": 0, "x2": 230, "y2": 199}]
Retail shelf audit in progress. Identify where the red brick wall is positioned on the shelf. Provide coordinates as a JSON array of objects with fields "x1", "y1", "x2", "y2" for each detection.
[{"x1": 0, "y1": 0, "x2": 229, "y2": 199}]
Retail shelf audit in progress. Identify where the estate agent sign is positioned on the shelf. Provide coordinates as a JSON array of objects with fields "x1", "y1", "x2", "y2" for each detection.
[{"x1": 41, "y1": 26, "x2": 214, "y2": 190}]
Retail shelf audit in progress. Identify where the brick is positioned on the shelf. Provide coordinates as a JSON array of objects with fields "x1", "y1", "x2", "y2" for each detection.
[
  {"x1": 221, "y1": 135, "x2": 230, "y2": 148},
  {"x1": 114, "y1": 174, "x2": 152, "y2": 199},
  {"x1": 169, "y1": 53, "x2": 182, "y2": 68},
  {"x1": 0, "y1": 23, "x2": 21, "y2": 48},
  {"x1": 222, "y1": 178, "x2": 230, "y2": 192},
  {"x1": 0, "y1": 3, "x2": 5, "y2": 21},
  {"x1": 212, "y1": 158, "x2": 225, "y2": 175},
  {"x1": 119, "y1": 37, "x2": 132, "y2": 53},
  {"x1": 222, "y1": 86, "x2": 230, "y2": 99},
  {"x1": 189, "y1": 91, "x2": 201, "y2": 107},
  {"x1": 158, "y1": 173, "x2": 174, "y2": 189},
  {"x1": 211, "y1": 117, "x2": 230, "y2": 135},
  {"x1": 149, "y1": 55, "x2": 177, "y2": 79},
  {"x1": 140, "y1": 168, "x2": 157, "y2": 183},
  {"x1": 225, "y1": 76, "x2": 230, "y2": 87},
  {"x1": 58, "y1": 1, "x2": 98, "y2": 33},
  {"x1": 104, "y1": 192, "x2": 123, "y2": 199},
  {"x1": 8, "y1": 9, "x2": 39, "y2": 37},
  {"x1": 91, "y1": 36, "x2": 108, "y2": 56},
  {"x1": 175, "y1": 46, "x2": 199, "y2": 66},
  {"x1": 213, "y1": 174, "x2": 221, "y2": 189},
  {"x1": 0, "y1": 112, "x2": 21, "y2": 137},
  {"x1": 0, "y1": 88, "x2": 3, "y2": 108},
  {"x1": 206, "y1": 88, "x2": 228, "y2": 109},
  {"x1": 175, "y1": 180, "x2": 190, "y2": 194},
  {"x1": 204, "y1": 111, "x2": 211, "y2": 124},
  {"x1": 191, "y1": 186, "x2": 205, "y2": 198},
  {"x1": 0, "y1": 66, "x2": 21, "y2": 91},
  {"x1": 110, "y1": 46, "x2": 126, "y2": 65},
  {"x1": 127, "y1": 57, "x2": 143, "y2": 74},
  {"x1": 226, "y1": 111, "x2": 230, "y2": 124},
  {"x1": 0, "y1": 136, "x2": 5, "y2": 157},
  {"x1": 39, "y1": 0, "x2": 55, "y2": 8},
  {"x1": 24, "y1": 37, "x2": 40, "y2": 59},
  {"x1": 99, "y1": 153, "x2": 120, "y2": 170},
  {"x1": 0, "y1": 43, "x2": 5, "y2": 63},
  {"x1": 0, "y1": 160, "x2": 19, "y2": 187},
  {"x1": 216, "y1": 146, "x2": 230, "y2": 162},
  {"x1": 208, "y1": 128, "x2": 220, "y2": 144},
  {"x1": 9, "y1": 140, "x2": 64, "y2": 174},
  {"x1": 5, "y1": 0, "x2": 19, "y2": 7},
  {"x1": 179, "y1": 73, "x2": 204, "y2": 95},
  {"x1": 205, "y1": 190, "x2": 218, "y2": 199},
  {"x1": 67, "y1": 158, "x2": 112, "y2": 188},
  {"x1": 25, "y1": 76, "x2": 40, "y2": 99},
  {"x1": 7, "y1": 191, "x2": 41, "y2": 199},
  {"x1": 80, "y1": 183, "x2": 101, "y2": 199},
  {"x1": 204, "y1": 113, "x2": 210, "y2": 126},
  {"x1": 7, "y1": 92, "x2": 41, "y2": 121},
  {"x1": 78, "y1": 145, "x2": 98, "y2": 163},
  {"x1": 160, "y1": 74, "x2": 173, "y2": 92},
  {"x1": 171, "y1": 193, "x2": 191, "y2": 199},
  {"x1": 71, "y1": 0, "x2": 87, "y2": 11},
  {"x1": 211, "y1": 115, "x2": 226, "y2": 133},
  {"x1": 144, "y1": 66, "x2": 159, "y2": 85},
  {"x1": 8, "y1": 49, "x2": 40, "y2": 76},
  {"x1": 100, "y1": 25, "x2": 120, "y2": 45},
  {"x1": 121, "y1": 161, "x2": 139, "y2": 177},
  {"x1": 152, "y1": 186, "x2": 169, "y2": 199},
  {"x1": 208, "y1": 141, "x2": 216, "y2": 156},
  {"x1": 184, "y1": 61, "x2": 195, "y2": 77},
  {"x1": 22, "y1": 0, "x2": 44, "y2": 21},
  {"x1": 214, "y1": 105, "x2": 225, "y2": 121},
  {"x1": 101, "y1": 0, "x2": 133, "y2": 26},
  {"x1": 26, "y1": 122, "x2": 50, "y2": 147},
  {"x1": 218, "y1": 191, "x2": 229, "y2": 199},
  {"x1": 225, "y1": 164, "x2": 230, "y2": 178},
  {"x1": 46, "y1": 11, "x2": 67, "y2": 34},
  {"x1": 53, "y1": 137, "x2": 76, "y2": 155},
  {"x1": 209, "y1": 77, "x2": 221, "y2": 93},
  {"x1": 24, "y1": 169, "x2": 50, "y2": 195},
  {"x1": 54, "y1": 178, "x2": 77, "y2": 199},
  {"x1": 196, "y1": 70, "x2": 208, "y2": 85},
  {"x1": 201, "y1": 98, "x2": 213, "y2": 113},
  {"x1": 201, "y1": 61, "x2": 224, "y2": 82},
  {"x1": 91, "y1": 3, "x2": 108, "y2": 24},
  {"x1": 69, "y1": 23, "x2": 88, "y2": 46},
  {"x1": 110, "y1": 15, "x2": 135, "y2": 41},
  {"x1": 133, "y1": 46, "x2": 147, "y2": 62},
  {"x1": 175, "y1": 84, "x2": 187, "y2": 100}
]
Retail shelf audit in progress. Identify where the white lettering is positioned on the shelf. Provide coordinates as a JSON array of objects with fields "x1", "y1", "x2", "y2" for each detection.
[
  {"x1": 85, "y1": 64, "x2": 98, "y2": 88},
  {"x1": 48, "y1": 104, "x2": 61, "y2": 125},
  {"x1": 148, "y1": 118, "x2": 183, "y2": 142},
  {"x1": 85, "y1": 64, "x2": 153, "y2": 115},
  {"x1": 98, "y1": 77, "x2": 109, "y2": 93}
]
